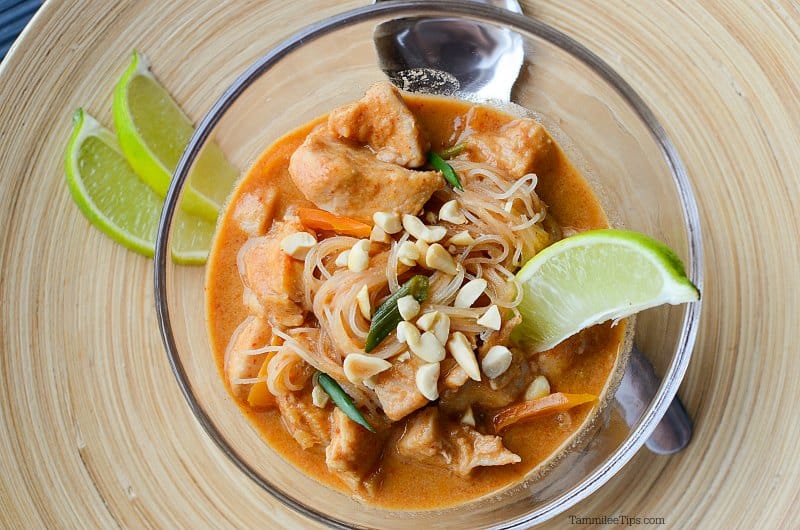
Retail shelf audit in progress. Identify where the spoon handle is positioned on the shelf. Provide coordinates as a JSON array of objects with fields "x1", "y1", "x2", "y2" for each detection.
[{"x1": 614, "y1": 346, "x2": 693, "y2": 454}]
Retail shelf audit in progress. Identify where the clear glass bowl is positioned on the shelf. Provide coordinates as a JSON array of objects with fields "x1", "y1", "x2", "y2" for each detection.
[{"x1": 154, "y1": 2, "x2": 702, "y2": 528}]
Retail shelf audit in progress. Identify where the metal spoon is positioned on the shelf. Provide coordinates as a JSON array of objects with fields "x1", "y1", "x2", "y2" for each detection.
[{"x1": 373, "y1": 0, "x2": 693, "y2": 453}]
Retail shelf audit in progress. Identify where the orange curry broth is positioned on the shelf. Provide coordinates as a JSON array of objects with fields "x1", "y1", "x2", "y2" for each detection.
[{"x1": 205, "y1": 94, "x2": 624, "y2": 510}]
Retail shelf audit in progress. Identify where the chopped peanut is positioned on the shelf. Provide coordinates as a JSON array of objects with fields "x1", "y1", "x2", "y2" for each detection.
[
  {"x1": 348, "y1": 240, "x2": 370, "y2": 272},
  {"x1": 426, "y1": 243, "x2": 457, "y2": 274},
  {"x1": 373, "y1": 211, "x2": 402, "y2": 234},
  {"x1": 415, "y1": 362, "x2": 440, "y2": 400},
  {"x1": 279, "y1": 232, "x2": 317, "y2": 259},
  {"x1": 439, "y1": 200, "x2": 467, "y2": 224},
  {"x1": 447, "y1": 332, "x2": 481, "y2": 381},
  {"x1": 343, "y1": 353, "x2": 392, "y2": 384},
  {"x1": 449, "y1": 231, "x2": 475, "y2": 246},
  {"x1": 409, "y1": 331, "x2": 446, "y2": 363},
  {"x1": 397, "y1": 295, "x2": 421, "y2": 320},
  {"x1": 397, "y1": 241, "x2": 420, "y2": 266},
  {"x1": 356, "y1": 284, "x2": 371, "y2": 320},
  {"x1": 482, "y1": 345, "x2": 513, "y2": 378},
  {"x1": 454, "y1": 278, "x2": 487, "y2": 308},
  {"x1": 476, "y1": 305, "x2": 501, "y2": 330}
]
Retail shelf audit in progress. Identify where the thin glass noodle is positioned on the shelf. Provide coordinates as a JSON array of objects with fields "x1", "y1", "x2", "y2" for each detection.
[
  {"x1": 271, "y1": 328, "x2": 337, "y2": 378},
  {"x1": 303, "y1": 235, "x2": 358, "y2": 308},
  {"x1": 447, "y1": 160, "x2": 551, "y2": 263}
]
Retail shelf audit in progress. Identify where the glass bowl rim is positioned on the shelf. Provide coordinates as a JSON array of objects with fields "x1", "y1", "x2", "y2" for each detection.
[{"x1": 154, "y1": 1, "x2": 704, "y2": 528}]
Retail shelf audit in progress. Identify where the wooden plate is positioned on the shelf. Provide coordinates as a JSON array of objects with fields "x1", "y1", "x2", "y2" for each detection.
[{"x1": 1, "y1": 1, "x2": 798, "y2": 527}]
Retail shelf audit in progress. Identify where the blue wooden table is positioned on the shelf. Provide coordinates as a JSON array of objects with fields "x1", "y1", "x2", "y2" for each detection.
[{"x1": 0, "y1": 0, "x2": 41, "y2": 61}]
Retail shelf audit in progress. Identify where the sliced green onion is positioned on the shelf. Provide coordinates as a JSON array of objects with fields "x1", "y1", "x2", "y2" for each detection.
[
  {"x1": 364, "y1": 275, "x2": 429, "y2": 352},
  {"x1": 428, "y1": 152, "x2": 464, "y2": 191},
  {"x1": 437, "y1": 143, "x2": 465, "y2": 159},
  {"x1": 316, "y1": 372, "x2": 375, "y2": 433}
]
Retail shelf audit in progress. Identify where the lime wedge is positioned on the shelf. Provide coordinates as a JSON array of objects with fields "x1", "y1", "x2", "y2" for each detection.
[
  {"x1": 113, "y1": 50, "x2": 238, "y2": 222},
  {"x1": 64, "y1": 109, "x2": 215, "y2": 264},
  {"x1": 512, "y1": 229, "x2": 700, "y2": 352}
]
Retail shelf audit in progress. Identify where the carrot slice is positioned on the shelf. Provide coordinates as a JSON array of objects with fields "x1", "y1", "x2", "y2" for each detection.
[
  {"x1": 246, "y1": 337, "x2": 281, "y2": 410},
  {"x1": 247, "y1": 359, "x2": 275, "y2": 410},
  {"x1": 491, "y1": 392, "x2": 597, "y2": 433},
  {"x1": 297, "y1": 208, "x2": 372, "y2": 238}
]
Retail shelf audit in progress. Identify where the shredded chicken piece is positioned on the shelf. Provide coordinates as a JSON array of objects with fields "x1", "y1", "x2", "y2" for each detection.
[
  {"x1": 328, "y1": 82, "x2": 429, "y2": 168},
  {"x1": 276, "y1": 389, "x2": 331, "y2": 449},
  {"x1": 372, "y1": 356, "x2": 429, "y2": 421},
  {"x1": 289, "y1": 128, "x2": 443, "y2": 223},
  {"x1": 397, "y1": 408, "x2": 520, "y2": 476},
  {"x1": 325, "y1": 408, "x2": 383, "y2": 495},
  {"x1": 462, "y1": 118, "x2": 551, "y2": 179},
  {"x1": 225, "y1": 316, "x2": 272, "y2": 399},
  {"x1": 239, "y1": 219, "x2": 307, "y2": 328}
]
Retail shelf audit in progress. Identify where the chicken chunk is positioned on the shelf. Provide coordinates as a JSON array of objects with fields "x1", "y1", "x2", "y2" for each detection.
[
  {"x1": 232, "y1": 187, "x2": 278, "y2": 236},
  {"x1": 289, "y1": 128, "x2": 443, "y2": 223},
  {"x1": 328, "y1": 82, "x2": 429, "y2": 168},
  {"x1": 462, "y1": 118, "x2": 552, "y2": 179},
  {"x1": 238, "y1": 219, "x2": 307, "y2": 328},
  {"x1": 325, "y1": 408, "x2": 383, "y2": 495},
  {"x1": 397, "y1": 408, "x2": 520, "y2": 476},
  {"x1": 442, "y1": 358, "x2": 470, "y2": 390},
  {"x1": 372, "y1": 356, "x2": 429, "y2": 421},
  {"x1": 276, "y1": 389, "x2": 331, "y2": 449},
  {"x1": 439, "y1": 364, "x2": 527, "y2": 414},
  {"x1": 535, "y1": 328, "x2": 590, "y2": 379},
  {"x1": 478, "y1": 311, "x2": 522, "y2": 357},
  {"x1": 225, "y1": 316, "x2": 273, "y2": 400}
]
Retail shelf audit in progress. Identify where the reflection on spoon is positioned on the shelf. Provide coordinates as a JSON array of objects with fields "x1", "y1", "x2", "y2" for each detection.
[
  {"x1": 373, "y1": 0, "x2": 523, "y2": 101},
  {"x1": 615, "y1": 346, "x2": 693, "y2": 454}
]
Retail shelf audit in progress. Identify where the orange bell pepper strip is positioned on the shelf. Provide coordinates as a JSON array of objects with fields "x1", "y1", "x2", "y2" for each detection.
[
  {"x1": 297, "y1": 208, "x2": 372, "y2": 238},
  {"x1": 491, "y1": 392, "x2": 597, "y2": 433}
]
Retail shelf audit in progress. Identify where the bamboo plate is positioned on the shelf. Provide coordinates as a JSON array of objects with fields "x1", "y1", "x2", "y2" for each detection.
[{"x1": 1, "y1": 1, "x2": 798, "y2": 528}]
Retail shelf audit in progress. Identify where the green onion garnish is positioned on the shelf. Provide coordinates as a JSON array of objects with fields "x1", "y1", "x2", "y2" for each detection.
[
  {"x1": 428, "y1": 152, "x2": 464, "y2": 191},
  {"x1": 364, "y1": 275, "x2": 429, "y2": 353},
  {"x1": 437, "y1": 143, "x2": 465, "y2": 159},
  {"x1": 316, "y1": 372, "x2": 375, "y2": 433}
]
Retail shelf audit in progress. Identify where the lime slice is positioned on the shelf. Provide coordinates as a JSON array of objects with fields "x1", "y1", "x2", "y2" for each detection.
[
  {"x1": 113, "y1": 50, "x2": 238, "y2": 223},
  {"x1": 512, "y1": 229, "x2": 700, "y2": 352},
  {"x1": 64, "y1": 109, "x2": 215, "y2": 264}
]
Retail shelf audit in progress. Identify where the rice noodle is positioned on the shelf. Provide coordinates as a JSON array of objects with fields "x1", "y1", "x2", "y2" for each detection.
[
  {"x1": 239, "y1": 345, "x2": 283, "y2": 356},
  {"x1": 303, "y1": 236, "x2": 359, "y2": 308},
  {"x1": 510, "y1": 212, "x2": 543, "y2": 232},
  {"x1": 231, "y1": 377, "x2": 262, "y2": 385},
  {"x1": 266, "y1": 348, "x2": 300, "y2": 395},
  {"x1": 429, "y1": 266, "x2": 465, "y2": 305},
  {"x1": 495, "y1": 174, "x2": 537, "y2": 199}
]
